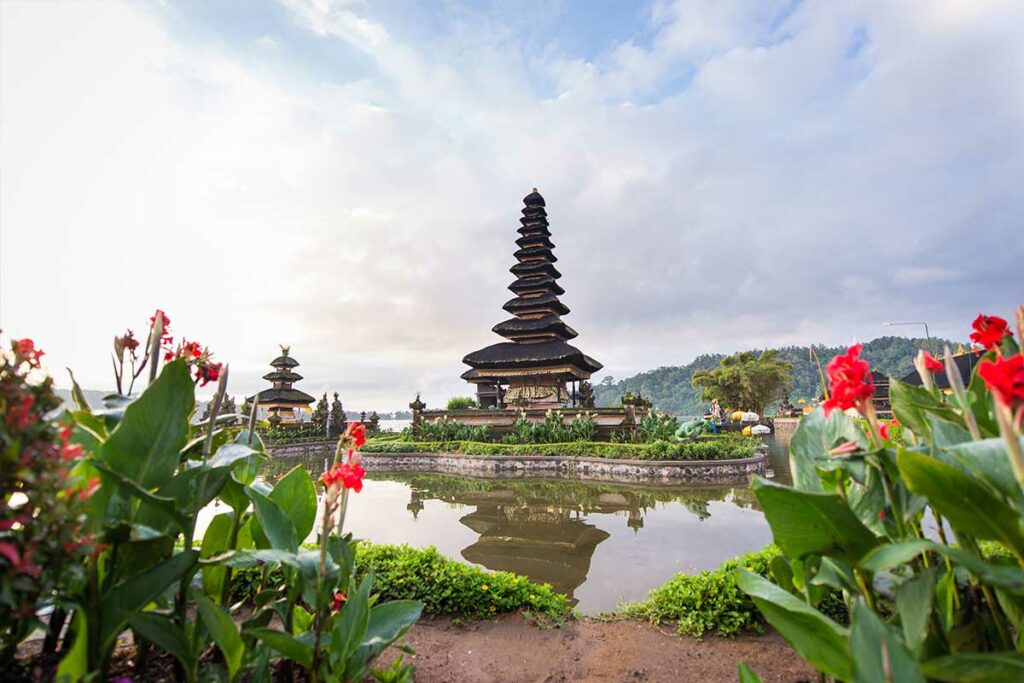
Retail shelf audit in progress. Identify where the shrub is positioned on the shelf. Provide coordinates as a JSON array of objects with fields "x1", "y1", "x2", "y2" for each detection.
[{"x1": 445, "y1": 397, "x2": 477, "y2": 410}]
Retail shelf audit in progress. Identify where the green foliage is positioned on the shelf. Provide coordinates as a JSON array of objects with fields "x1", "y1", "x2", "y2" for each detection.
[
  {"x1": 593, "y1": 335, "x2": 958, "y2": 414},
  {"x1": 691, "y1": 350, "x2": 792, "y2": 416},
  {"x1": 363, "y1": 434, "x2": 760, "y2": 461},
  {"x1": 412, "y1": 417, "x2": 491, "y2": 442},
  {"x1": 640, "y1": 410, "x2": 679, "y2": 441},
  {"x1": 445, "y1": 396, "x2": 477, "y2": 410},
  {"x1": 738, "y1": 333, "x2": 1024, "y2": 682}
]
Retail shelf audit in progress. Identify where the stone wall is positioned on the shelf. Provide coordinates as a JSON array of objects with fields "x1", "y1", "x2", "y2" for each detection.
[
  {"x1": 265, "y1": 440, "x2": 335, "y2": 459},
  {"x1": 772, "y1": 417, "x2": 802, "y2": 446}
]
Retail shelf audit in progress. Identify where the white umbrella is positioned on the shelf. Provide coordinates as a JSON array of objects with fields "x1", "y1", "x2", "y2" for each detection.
[
  {"x1": 751, "y1": 424, "x2": 771, "y2": 435},
  {"x1": 742, "y1": 412, "x2": 759, "y2": 422}
]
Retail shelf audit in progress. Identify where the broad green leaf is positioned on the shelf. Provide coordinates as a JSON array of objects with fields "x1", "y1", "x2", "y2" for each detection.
[
  {"x1": 209, "y1": 443, "x2": 260, "y2": 470},
  {"x1": 942, "y1": 437, "x2": 1023, "y2": 504},
  {"x1": 201, "y1": 513, "x2": 235, "y2": 601},
  {"x1": 205, "y1": 548, "x2": 301, "y2": 569},
  {"x1": 967, "y1": 366, "x2": 1000, "y2": 438},
  {"x1": 768, "y1": 556, "x2": 794, "y2": 593},
  {"x1": 897, "y1": 449, "x2": 1024, "y2": 558},
  {"x1": 890, "y1": 379, "x2": 963, "y2": 440},
  {"x1": 246, "y1": 488, "x2": 298, "y2": 552},
  {"x1": 332, "y1": 573, "x2": 373, "y2": 670},
  {"x1": 860, "y1": 539, "x2": 1024, "y2": 595},
  {"x1": 269, "y1": 466, "x2": 317, "y2": 542},
  {"x1": 737, "y1": 662, "x2": 762, "y2": 683},
  {"x1": 921, "y1": 653, "x2": 1024, "y2": 683},
  {"x1": 72, "y1": 409, "x2": 108, "y2": 442},
  {"x1": 753, "y1": 477, "x2": 878, "y2": 563},
  {"x1": 357, "y1": 600, "x2": 423, "y2": 661},
  {"x1": 127, "y1": 611, "x2": 195, "y2": 671},
  {"x1": 100, "y1": 360, "x2": 194, "y2": 489},
  {"x1": 246, "y1": 628, "x2": 313, "y2": 669},
  {"x1": 92, "y1": 462, "x2": 189, "y2": 534},
  {"x1": 897, "y1": 568, "x2": 935, "y2": 656},
  {"x1": 788, "y1": 407, "x2": 867, "y2": 491},
  {"x1": 928, "y1": 413, "x2": 972, "y2": 449},
  {"x1": 194, "y1": 591, "x2": 245, "y2": 682},
  {"x1": 55, "y1": 610, "x2": 87, "y2": 683},
  {"x1": 219, "y1": 477, "x2": 251, "y2": 517},
  {"x1": 735, "y1": 569, "x2": 851, "y2": 680},
  {"x1": 859, "y1": 539, "x2": 934, "y2": 572},
  {"x1": 99, "y1": 549, "x2": 198, "y2": 652},
  {"x1": 850, "y1": 600, "x2": 925, "y2": 683}
]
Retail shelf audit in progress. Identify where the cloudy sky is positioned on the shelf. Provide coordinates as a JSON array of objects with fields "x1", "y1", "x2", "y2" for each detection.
[{"x1": 1, "y1": 0, "x2": 1021, "y2": 410}]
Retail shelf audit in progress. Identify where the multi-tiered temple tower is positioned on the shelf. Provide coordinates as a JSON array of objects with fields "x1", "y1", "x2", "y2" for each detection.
[
  {"x1": 249, "y1": 346, "x2": 315, "y2": 425},
  {"x1": 462, "y1": 190, "x2": 602, "y2": 408}
]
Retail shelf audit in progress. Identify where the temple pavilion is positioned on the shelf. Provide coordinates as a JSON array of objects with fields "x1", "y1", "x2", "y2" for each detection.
[
  {"x1": 462, "y1": 190, "x2": 602, "y2": 408},
  {"x1": 249, "y1": 346, "x2": 315, "y2": 425}
]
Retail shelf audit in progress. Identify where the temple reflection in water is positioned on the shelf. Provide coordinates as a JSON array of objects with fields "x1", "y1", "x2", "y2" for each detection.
[{"x1": 399, "y1": 474, "x2": 757, "y2": 603}]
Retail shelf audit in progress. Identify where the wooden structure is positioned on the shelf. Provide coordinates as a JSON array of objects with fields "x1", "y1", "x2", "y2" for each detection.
[
  {"x1": 462, "y1": 190, "x2": 602, "y2": 408},
  {"x1": 249, "y1": 346, "x2": 315, "y2": 426}
]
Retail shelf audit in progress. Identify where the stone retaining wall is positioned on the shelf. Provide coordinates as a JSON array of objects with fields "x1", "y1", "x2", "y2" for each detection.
[
  {"x1": 264, "y1": 442, "x2": 767, "y2": 484},
  {"x1": 772, "y1": 417, "x2": 802, "y2": 445}
]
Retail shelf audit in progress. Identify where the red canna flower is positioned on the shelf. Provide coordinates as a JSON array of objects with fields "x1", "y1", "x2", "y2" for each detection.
[
  {"x1": 822, "y1": 344, "x2": 875, "y2": 417},
  {"x1": 880, "y1": 418, "x2": 900, "y2": 441},
  {"x1": 5, "y1": 394, "x2": 37, "y2": 430},
  {"x1": 150, "y1": 309, "x2": 171, "y2": 331},
  {"x1": 320, "y1": 461, "x2": 366, "y2": 493},
  {"x1": 344, "y1": 421, "x2": 367, "y2": 448},
  {"x1": 195, "y1": 362, "x2": 222, "y2": 387},
  {"x1": 61, "y1": 443, "x2": 84, "y2": 461},
  {"x1": 14, "y1": 339, "x2": 45, "y2": 368},
  {"x1": 332, "y1": 591, "x2": 347, "y2": 612},
  {"x1": 919, "y1": 351, "x2": 943, "y2": 374},
  {"x1": 970, "y1": 314, "x2": 1010, "y2": 351},
  {"x1": 979, "y1": 354, "x2": 1024, "y2": 410}
]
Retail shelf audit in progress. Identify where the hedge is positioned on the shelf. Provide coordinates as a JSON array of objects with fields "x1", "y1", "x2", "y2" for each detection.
[{"x1": 360, "y1": 436, "x2": 760, "y2": 461}]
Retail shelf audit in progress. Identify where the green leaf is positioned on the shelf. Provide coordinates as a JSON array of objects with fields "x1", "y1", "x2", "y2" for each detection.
[
  {"x1": 357, "y1": 600, "x2": 423, "y2": 661},
  {"x1": 332, "y1": 573, "x2": 373, "y2": 670},
  {"x1": 896, "y1": 568, "x2": 935, "y2": 657},
  {"x1": 860, "y1": 539, "x2": 1024, "y2": 595},
  {"x1": 209, "y1": 443, "x2": 260, "y2": 470},
  {"x1": 194, "y1": 591, "x2": 245, "y2": 682},
  {"x1": 92, "y1": 462, "x2": 189, "y2": 534},
  {"x1": 201, "y1": 513, "x2": 235, "y2": 601},
  {"x1": 738, "y1": 662, "x2": 763, "y2": 683},
  {"x1": 788, "y1": 407, "x2": 867, "y2": 491},
  {"x1": 735, "y1": 569, "x2": 851, "y2": 680},
  {"x1": 942, "y1": 437, "x2": 1024, "y2": 504},
  {"x1": 127, "y1": 612, "x2": 195, "y2": 671},
  {"x1": 850, "y1": 600, "x2": 925, "y2": 683},
  {"x1": 99, "y1": 549, "x2": 198, "y2": 652},
  {"x1": 55, "y1": 610, "x2": 87, "y2": 683},
  {"x1": 921, "y1": 653, "x2": 1024, "y2": 683},
  {"x1": 100, "y1": 360, "x2": 194, "y2": 489},
  {"x1": 859, "y1": 539, "x2": 934, "y2": 572},
  {"x1": 897, "y1": 449, "x2": 1024, "y2": 558},
  {"x1": 753, "y1": 477, "x2": 878, "y2": 563},
  {"x1": 269, "y1": 466, "x2": 317, "y2": 542},
  {"x1": 890, "y1": 378, "x2": 963, "y2": 440},
  {"x1": 246, "y1": 488, "x2": 298, "y2": 552},
  {"x1": 71, "y1": 409, "x2": 108, "y2": 442},
  {"x1": 219, "y1": 477, "x2": 251, "y2": 517},
  {"x1": 246, "y1": 628, "x2": 313, "y2": 669}
]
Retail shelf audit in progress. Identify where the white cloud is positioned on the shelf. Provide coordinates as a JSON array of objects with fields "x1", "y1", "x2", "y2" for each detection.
[{"x1": 2, "y1": 0, "x2": 1022, "y2": 410}]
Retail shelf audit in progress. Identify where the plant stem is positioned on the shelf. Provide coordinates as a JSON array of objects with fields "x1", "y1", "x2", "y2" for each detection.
[
  {"x1": 219, "y1": 511, "x2": 244, "y2": 606},
  {"x1": 854, "y1": 569, "x2": 876, "y2": 611},
  {"x1": 202, "y1": 364, "x2": 229, "y2": 459}
]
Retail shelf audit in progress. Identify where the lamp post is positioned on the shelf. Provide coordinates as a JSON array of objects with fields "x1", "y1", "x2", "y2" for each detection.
[{"x1": 883, "y1": 321, "x2": 933, "y2": 356}]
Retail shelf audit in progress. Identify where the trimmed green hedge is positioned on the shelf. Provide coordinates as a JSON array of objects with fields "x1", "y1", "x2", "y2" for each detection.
[
  {"x1": 231, "y1": 543, "x2": 570, "y2": 621},
  {"x1": 361, "y1": 436, "x2": 760, "y2": 461},
  {"x1": 618, "y1": 546, "x2": 848, "y2": 637}
]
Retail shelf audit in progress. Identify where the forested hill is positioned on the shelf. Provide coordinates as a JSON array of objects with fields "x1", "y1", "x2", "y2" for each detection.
[{"x1": 593, "y1": 336, "x2": 958, "y2": 416}]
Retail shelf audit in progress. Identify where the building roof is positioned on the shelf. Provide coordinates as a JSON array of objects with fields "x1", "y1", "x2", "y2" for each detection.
[
  {"x1": 492, "y1": 315, "x2": 578, "y2": 341},
  {"x1": 263, "y1": 370, "x2": 303, "y2": 382},
  {"x1": 463, "y1": 340, "x2": 602, "y2": 373},
  {"x1": 523, "y1": 189, "x2": 545, "y2": 207},
  {"x1": 513, "y1": 246, "x2": 557, "y2": 262},
  {"x1": 515, "y1": 234, "x2": 555, "y2": 250},
  {"x1": 509, "y1": 276, "x2": 565, "y2": 296},
  {"x1": 252, "y1": 387, "x2": 316, "y2": 404},
  {"x1": 502, "y1": 293, "x2": 570, "y2": 316},
  {"x1": 517, "y1": 224, "x2": 552, "y2": 237},
  {"x1": 270, "y1": 354, "x2": 300, "y2": 369},
  {"x1": 510, "y1": 261, "x2": 561, "y2": 279}
]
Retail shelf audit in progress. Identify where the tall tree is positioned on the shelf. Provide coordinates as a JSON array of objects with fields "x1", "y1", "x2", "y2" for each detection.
[
  {"x1": 310, "y1": 393, "x2": 329, "y2": 436},
  {"x1": 328, "y1": 392, "x2": 347, "y2": 438},
  {"x1": 691, "y1": 350, "x2": 792, "y2": 416}
]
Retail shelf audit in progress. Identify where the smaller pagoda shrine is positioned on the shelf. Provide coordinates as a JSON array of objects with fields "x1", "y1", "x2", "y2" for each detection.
[{"x1": 249, "y1": 346, "x2": 315, "y2": 426}]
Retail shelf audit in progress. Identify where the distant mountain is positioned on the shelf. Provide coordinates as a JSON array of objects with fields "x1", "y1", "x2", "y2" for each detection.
[
  {"x1": 54, "y1": 388, "x2": 113, "y2": 410},
  {"x1": 593, "y1": 336, "x2": 959, "y2": 416}
]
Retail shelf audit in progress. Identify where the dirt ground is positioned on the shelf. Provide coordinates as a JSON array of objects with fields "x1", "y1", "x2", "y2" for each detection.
[
  {"x1": 14, "y1": 615, "x2": 815, "y2": 682},
  {"x1": 380, "y1": 615, "x2": 815, "y2": 683}
]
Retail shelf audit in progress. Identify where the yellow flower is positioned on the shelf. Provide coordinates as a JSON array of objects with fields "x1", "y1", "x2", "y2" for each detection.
[
  {"x1": 529, "y1": 594, "x2": 536, "y2": 600},
  {"x1": 490, "y1": 606, "x2": 496, "y2": 612},
  {"x1": 481, "y1": 584, "x2": 489, "y2": 591}
]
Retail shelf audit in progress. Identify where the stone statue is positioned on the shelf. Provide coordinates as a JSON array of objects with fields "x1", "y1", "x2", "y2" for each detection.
[{"x1": 674, "y1": 419, "x2": 705, "y2": 441}]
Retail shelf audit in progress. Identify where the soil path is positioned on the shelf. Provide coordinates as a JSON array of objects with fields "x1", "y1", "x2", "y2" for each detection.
[{"x1": 382, "y1": 615, "x2": 815, "y2": 683}]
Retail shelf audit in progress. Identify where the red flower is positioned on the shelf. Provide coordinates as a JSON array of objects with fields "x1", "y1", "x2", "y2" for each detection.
[
  {"x1": 332, "y1": 591, "x2": 347, "y2": 612},
  {"x1": 61, "y1": 443, "x2": 84, "y2": 461},
  {"x1": 970, "y1": 314, "x2": 1009, "y2": 351},
  {"x1": 344, "y1": 421, "x2": 367, "y2": 448},
  {"x1": 150, "y1": 309, "x2": 171, "y2": 330},
  {"x1": 195, "y1": 362, "x2": 222, "y2": 387},
  {"x1": 822, "y1": 344, "x2": 875, "y2": 416},
  {"x1": 979, "y1": 354, "x2": 1024, "y2": 410},
  {"x1": 14, "y1": 339, "x2": 45, "y2": 368},
  {"x1": 320, "y1": 461, "x2": 366, "y2": 493},
  {"x1": 919, "y1": 350, "x2": 943, "y2": 374},
  {"x1": 5, "y1": 395, "x2": 37, "y2": 430},
  {"x1": 880, "y1": 418, "x2": 900, "y2": 441}
]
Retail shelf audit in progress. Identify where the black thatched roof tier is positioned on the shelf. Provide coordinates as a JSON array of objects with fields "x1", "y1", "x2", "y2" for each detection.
[
  {"x1": 517, "y1": 224, "x2": 552, "y2": 237},
  {"x1": 519, "y1": 216, "x2": 549, "y2": 227},
  {"x1": 503, "y1": 293, "x2": 570, "y2": 316},
  {"x1": 513, "y1": 246, "x2": 557, "y2": 262},
  {"x1": 509, "y1": 276, "x2": 565, "y2": 296},
  {"x1": 492, "y1": 315, "x2": 577, "y2": 341},
  {"x1": 262, "y1": 370, "x2": 303, "y2": 382},
  {"x1": 511, "y1": 261, "x2": 561, "y2": 279},
  {"x1": 253, "y1": 387, "x2": 315, "y2": 404},
  {"x1": 463, "y1": 340, "x2": 602, "y2": 374},
  {"x1": 271, "y1": 354, "x2": 300, "y2": 369},
  {"x1": 515, "y1": 234, "x2": 555, "y2": 249},
  {"x1": 523, "y1": 189, "x2": 545, "y2": 207}
]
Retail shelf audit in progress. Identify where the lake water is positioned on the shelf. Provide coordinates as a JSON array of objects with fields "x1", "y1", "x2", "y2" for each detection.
[{"x1": 217, "y1": 437, "x2": 793, "y2": 614}]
